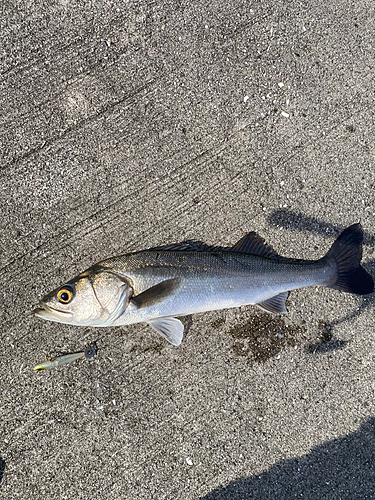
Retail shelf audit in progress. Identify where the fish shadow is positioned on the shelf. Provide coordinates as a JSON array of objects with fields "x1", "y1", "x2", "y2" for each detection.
[
  {"x1": 0, "y1": 456, "x2": 5, "y2": 487},
  {"x1": 268, "y1": 209, "x2": 375, "y2": 353},
  {"x1": 196, "y1": 416, "x2": 375, "y2": 500},
  {"x1": 307, "y1": 338, "x2": 349, "y2": 354},
  {"x1": 268, "y1": 209, "x2": 375, "y2": 247}
]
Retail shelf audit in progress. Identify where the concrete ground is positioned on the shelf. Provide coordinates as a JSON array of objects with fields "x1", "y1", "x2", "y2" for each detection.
[{"x1": 1, "y1": 0, "x2": 375, "y2": 498}]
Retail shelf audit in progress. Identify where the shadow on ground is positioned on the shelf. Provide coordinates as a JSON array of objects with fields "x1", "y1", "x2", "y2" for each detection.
[
  {"x1": 0, "y1": 456, "x2": 5, "y2": 487},
  {"x1": 197, "y1": 417, "x2": 375, "y2": 500},
  {"x1": 267, "y1": 209, "x2": 375, "y2": 247}
]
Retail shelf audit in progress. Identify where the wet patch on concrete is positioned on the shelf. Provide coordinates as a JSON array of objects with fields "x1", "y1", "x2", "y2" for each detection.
[
  {"x1": 0, "y1": 456, "x2": 5, "y2": 487},
  {"x1": 211, "y1": 317, "x2": 226, "y2": 329},
  {"x1": 181, "y1": 315, "x2": 194, "y2": 337},
  {"x1": 318, "y1": 320, "x2": 333, "y2": 343},
  {"x1": 228, "y1": 312, "x2": 306, "y2": 363},
  {"x1": 130, "y1": 343, "x2": 164, "y2": 355}
]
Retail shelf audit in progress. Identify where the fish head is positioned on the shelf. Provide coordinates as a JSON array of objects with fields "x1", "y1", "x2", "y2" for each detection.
[{"x1": 34, "y1": 266, "x2": 133, "y2": 326}]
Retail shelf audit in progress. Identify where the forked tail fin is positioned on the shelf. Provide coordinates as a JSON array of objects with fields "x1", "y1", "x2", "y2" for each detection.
[{"x1": 324, "y1": 223, "x2": 374, "y2": 295}]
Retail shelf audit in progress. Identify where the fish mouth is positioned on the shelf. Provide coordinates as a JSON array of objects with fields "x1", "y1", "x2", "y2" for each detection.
[{"x1": 34, "y1": 302, "x2": 73, "y2": 323}]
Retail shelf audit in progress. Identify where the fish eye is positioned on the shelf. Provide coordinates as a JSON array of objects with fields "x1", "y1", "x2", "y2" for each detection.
[{"x1": 57, "y1": 285, "x2": 75, "y2": 304}]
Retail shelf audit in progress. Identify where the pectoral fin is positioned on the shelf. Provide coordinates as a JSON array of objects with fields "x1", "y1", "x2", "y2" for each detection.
[
  {"x1": 148, "y1": 317, "x2": 184, "y2": 346},
  {"x1": 131, "y1": 278, "x2": 181, "y2": 309},
  {"x1": 256, "y1": 292, "x2": 288, "y2": 314}
]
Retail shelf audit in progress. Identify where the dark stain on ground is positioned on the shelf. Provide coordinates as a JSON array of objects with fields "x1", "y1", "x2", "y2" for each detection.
[
  {"x1": 211, "y1": 317, "x2": 226, "y2": 329},
  {"x1": 306, "y1": 320, "x2": 348, "y2": 354},
  {"x1": 318, "y1": 320, "x2": 333, "y2": 342},
  {"x1": 228, "y1": 312, "x2": 306, "y2": 363},
  {"x1": 181, "y1": 315, "x2": 194, "y2": 337},
  {"x1": 0, "y1": 456, "x2": 5, "y2": 486},
  {"x1": 130, "y1": 342, "x2": 164, "y2": 355}
]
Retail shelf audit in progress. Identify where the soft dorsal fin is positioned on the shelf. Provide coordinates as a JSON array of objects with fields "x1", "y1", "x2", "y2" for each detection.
[
  {"x1": 231, "y1": 232, "x2": 278, "y2": 259},
  {"x1": 131, "y1": 279, "x2": 181, "y2": 309},
  {"x1": 256, "y1": 292, "x2": 288, "y2": 314}
]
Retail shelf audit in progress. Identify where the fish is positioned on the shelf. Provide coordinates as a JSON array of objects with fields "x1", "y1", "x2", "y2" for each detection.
[{"x1": 34, "y1": 223, "x2": 374, "y2": 346}]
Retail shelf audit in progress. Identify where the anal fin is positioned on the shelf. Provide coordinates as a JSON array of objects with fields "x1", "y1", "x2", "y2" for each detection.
[
  {"x1": 148, "y1": 317, "x2": 184, "y2": 346},
  {"x1": 256, "y1": 292, "x2": 288, "y2": 314}
]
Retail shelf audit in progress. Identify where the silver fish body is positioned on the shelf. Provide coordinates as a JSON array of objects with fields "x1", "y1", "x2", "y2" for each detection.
[
  {"x1": 35, "y1": 224, "x2": 374, "y2": 346},
  {"x1": 105, "y1": 251, "x2": 331, "y2": 325}
]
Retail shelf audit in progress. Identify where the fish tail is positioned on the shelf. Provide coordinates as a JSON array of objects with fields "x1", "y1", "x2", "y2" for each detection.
[{"x1": 323, "y1": 223, "x2": 374, "y2": 295}]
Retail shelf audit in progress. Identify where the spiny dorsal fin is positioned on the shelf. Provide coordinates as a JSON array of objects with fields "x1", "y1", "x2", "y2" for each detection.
[
  {"x1": 256, "y1": 292, "x2": 288, "y2": 314},
  {"x1": 149, "y1": 241, "x2": 226, "y2": 252},
  {"x1": 150, "y1": 233, "x2": 279, "y2": 259},
  {"x1": 131, "y1": 279, "x2": 181, "y2": 309},
  {"x1": 231, "y1": 232, "x2": 279, "y2": 259}
]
